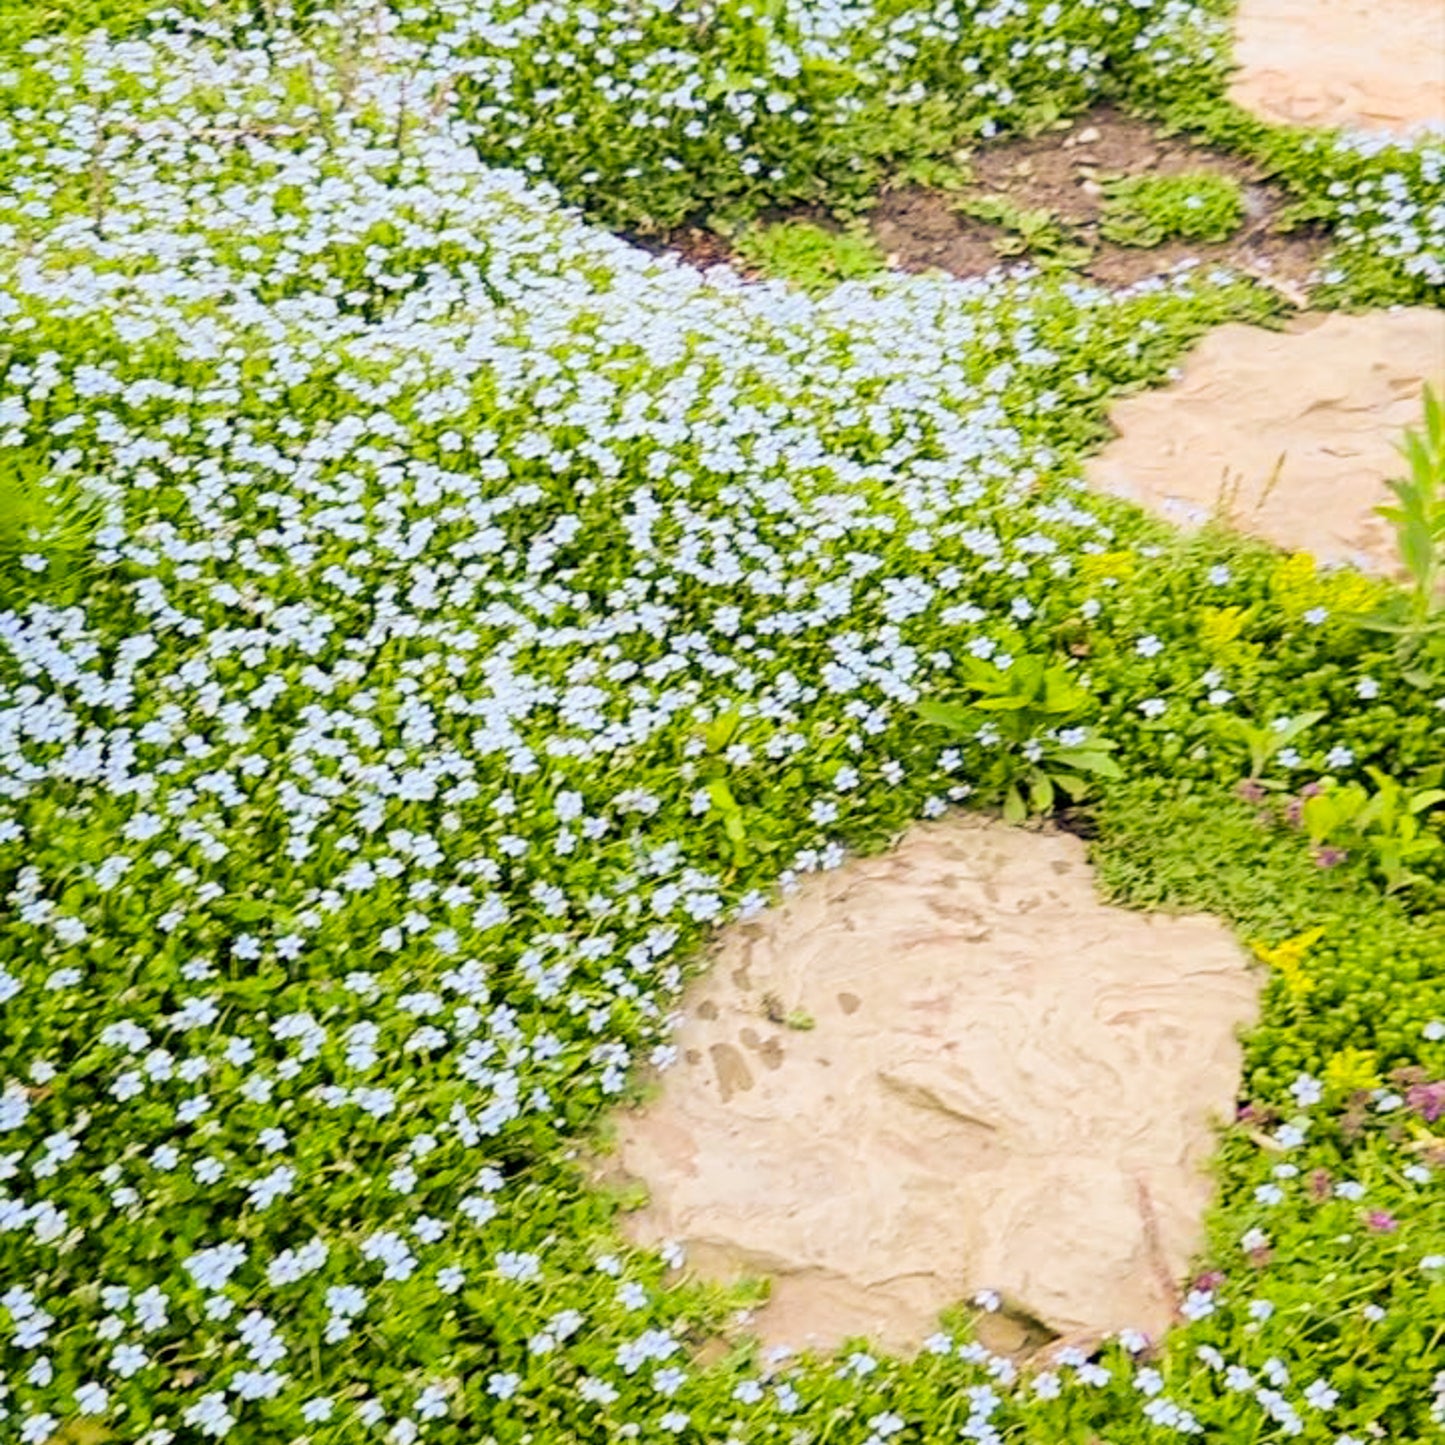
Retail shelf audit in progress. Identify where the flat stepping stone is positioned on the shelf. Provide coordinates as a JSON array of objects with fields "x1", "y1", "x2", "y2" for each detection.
[
  {"x1": 1229, "y1": 0, "x2": 1445, "y2": 134},
  {"x1": 606, "y1": 816, "x2": 1258, "y2": 1353},
  {"x1": 1087, "y1": 309, "x2": 1445, "y2": 575}
]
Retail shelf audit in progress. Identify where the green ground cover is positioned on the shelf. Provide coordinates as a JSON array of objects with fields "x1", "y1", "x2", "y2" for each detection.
[
  {"x1": 0, "y1": 3, "x2": 1442, "y2": 1443},
  {"x1": 1097, "y1": 170, "x2": 1246, "y2": 247}
]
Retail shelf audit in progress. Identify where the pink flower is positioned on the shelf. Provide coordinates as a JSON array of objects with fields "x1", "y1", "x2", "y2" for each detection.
[
  {"x1": 1406, "y1": 1081, "x2": 1445, "y2": 1123},
  {"x1": 1365, "y1": 1211, "x2": 1398, "y2": 1234},
  {"x1": 1285, "y1": 785, "x2": 1323, "y2": 827}
]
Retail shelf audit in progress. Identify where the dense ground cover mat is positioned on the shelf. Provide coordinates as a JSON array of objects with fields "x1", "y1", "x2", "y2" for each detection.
[{"x1": 0, "y1": 4, "x2": 1442, "y2": 1445}]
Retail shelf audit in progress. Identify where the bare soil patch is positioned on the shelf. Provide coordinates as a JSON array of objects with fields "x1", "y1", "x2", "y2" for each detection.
[
  {"x1": 640, "y1": 108, "x2": 1326, "y2": 297},
  {"x1": 869, "y1": 189, "x2": 1008, "y2": 281},
  {"x1": 872, "y1": 108, "x2": 1325, "y2": 295},
  {"x1": 639, "y1": 225, "x2": 761, "y2": 277}
]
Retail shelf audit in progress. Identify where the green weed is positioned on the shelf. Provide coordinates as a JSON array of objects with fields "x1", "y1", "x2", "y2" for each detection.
[
  {"x1": 916, "y1": 652, "x2": 1122, "y2": 822},
  {"x1": 731, "y1": 218, "x2": 887, "y2": 290},
  {"x1": 1208, "y1": 709, "x2": 1326, "y2": 789},
  {"x1": 1300, "y1": 767, "x2": 1445, "y2": 894},
  {"x1": 1099, "y1": 168, "x2": 1246, "y2": 247},
  {"x1": 1346, "y1": 385, "x2": 1445, "y2": 679},
  {"x1": 953, "y1": 191, "x2": 1092, "y2": 267},
  {"x1": 0, "y1": 447, "x2": 100, "y2": 606}
]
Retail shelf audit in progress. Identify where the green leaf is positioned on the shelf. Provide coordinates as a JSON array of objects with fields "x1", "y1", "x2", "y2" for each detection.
[
  {"x1": 1051, "y1": 748, "x2": 1123, "y2": 778},
  {"x1": 1277, "y1": 709, "x2": 1327, "y2": 744},
  {"x1": 1041, "y1": 668, "x2": 1089, "y2": 715},
  {"x1": 915, "y1": 700, "x2": 978, "y2": 734},
  {"x1": 1051, "y1": 773, "x2": 1092, "y2": 800},
  {"x1": 707, "y1": 778, "x2": 739, "y2": 814},
  {"x1": 704, "y1": 710, "x2": 742, "y2": 752},
  {"x1": 1351, "y1": 615, "x2": 1445, "y2": 636},
  {"x1": 47, "y1": 1422, "x2": 114, "y2": 1444}
]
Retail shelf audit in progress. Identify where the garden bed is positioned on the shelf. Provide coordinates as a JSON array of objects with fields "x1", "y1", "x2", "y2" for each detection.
[{"x1": 0, "y1": 1, "x2": 1442, "y2": 1444}]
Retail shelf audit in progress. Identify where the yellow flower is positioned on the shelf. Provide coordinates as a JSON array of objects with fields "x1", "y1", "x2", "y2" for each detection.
[
  {"x1": 1268, "y1": 552, "x2": 1323, "y2": 619},
  {"x1": 1269, "y1": 550, "x2": 1388, "y2": 620},
  {"x1": 1323, "y1": 1047, "x2": 1382, "y2": 1101},
  {"x1": 1251, "y1": 926, "x2": 1325, "y2": 999},
  {"x1": 1325, "y1": 572, "x2": 1389, "y2": 616},
  {"x1": 1077, "y1": 550, "x2": 1136, "y2": 584},
  {"x1": 1199, "y1": 605, "x2": 1248, "y2": 651}
]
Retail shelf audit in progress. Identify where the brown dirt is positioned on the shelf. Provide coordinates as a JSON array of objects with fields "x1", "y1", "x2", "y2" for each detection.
[
  {"x1": 603, "y1": 813, "x2": 1260, "y2": 1356},
  {"x1": 629, "y1": 225, "x2": 763, "y2": 278},
  {"x1": 640, "y1": 108, "x2": 1325, "y2": 299},
  {"x1": 870, "y1": 190, "x2": 1011, "y2": 282},
  {"x1": 666, "y1": 226, "x2": 757, "y2": 275},
  {"x1": 871, "y1": 107, "x2": 1325, "y2": 296}
]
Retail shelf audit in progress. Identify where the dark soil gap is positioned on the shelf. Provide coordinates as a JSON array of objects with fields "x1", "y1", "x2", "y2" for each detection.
[{"x1": 640, "y1": 105, "x2": 1328, "y2": 296}]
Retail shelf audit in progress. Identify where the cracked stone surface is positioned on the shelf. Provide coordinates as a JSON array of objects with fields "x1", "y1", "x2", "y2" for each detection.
[
  {"x1": 1229, "y1": 0, "x2": 1445, "y2": 134},
  {"x1": 605, "y1": 816, "x2": 1259, "y2": 1354}
]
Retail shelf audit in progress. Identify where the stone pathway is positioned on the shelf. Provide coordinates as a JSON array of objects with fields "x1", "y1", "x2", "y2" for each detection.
[
  {"x1": 605, "y1": 817, "x2": 1258, "y2": 1354},
  {"x1": 1229, "y1": 0, "x2": 1445, "y2": 135},
  {"x1": 1086, "y1": 309, "x2": 1445, "y2": 575}
]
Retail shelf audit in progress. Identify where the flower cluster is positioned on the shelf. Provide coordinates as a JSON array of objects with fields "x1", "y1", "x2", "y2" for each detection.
[{"x1": 412, "y1": 0, "x2": 1169, "y2": 230}]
